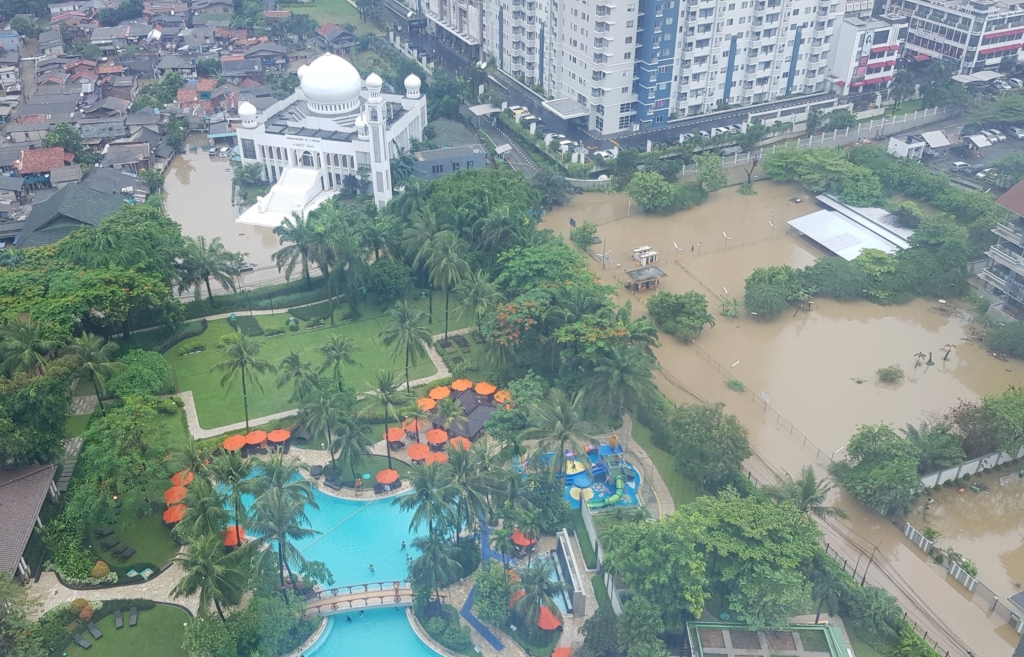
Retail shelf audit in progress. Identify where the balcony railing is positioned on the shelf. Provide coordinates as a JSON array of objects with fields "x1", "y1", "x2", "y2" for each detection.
[
  {"x1": 994, "y1": 222, "x2": 1024, "y2": 247},
  {"x1": 989, "y1": 244, "x2": 1024, "y2": 276},
  {"x1": 979, "y1": 268, "x2": 1008, "y2": 290}
]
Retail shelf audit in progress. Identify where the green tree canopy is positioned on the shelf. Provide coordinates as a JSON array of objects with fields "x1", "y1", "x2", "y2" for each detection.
[
  {"x1": 646, "y1": 290, "x2": 714, "y2": 342},
  {"x1": 668, "y1": 402, "x2": 750, "y2": 489},
  {"x1": 830, "y1": 424, "x2": 921, "y2": 514}
]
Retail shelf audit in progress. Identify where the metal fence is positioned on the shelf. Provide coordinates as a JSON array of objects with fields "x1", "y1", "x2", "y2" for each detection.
[
  {"x1": 902, "y1": 523, "x2": 935, "y2": 554},
  {"x1": 580, "y1": 501, "x2": 625, "y2": 615}
]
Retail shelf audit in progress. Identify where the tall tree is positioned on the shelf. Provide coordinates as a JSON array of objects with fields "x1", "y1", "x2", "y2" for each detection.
[
  {"x1": 272, "y1": 212, "x2": 317, "y2": 284},
  {"x1": 331, "y1": 415, "x2": 374, "y2": 480},
  {"x1": 889, "y1": 70, "x2": 916, "y2": 110},
  {"x1": 519, "y1": 388, "x2": 595, "y2": 475},
  {"x1": 379, "y1": 301, "x2": 433, "y2": 391},
  {"x1": 251, "y1": 453, "x2": 316, "y2": 506},
  {"x1": 171, "y1": 532, "x2": 249, "y2": 621},
  {"x1": 448, "y1": 439, "x2": 502, "y2": 540},
  {"x1": 425, "y1": 231, "x2": 470, "y2": 340},
  {"x1": 669, "y1": 402, "x2": 750, "y2": 490},
  {"x1": 433, "y1": 396, "x2": 467, "y2": 432},
  {"x1": 405, "y1": 208, "x2": 443, "y2": 323},
  {"x1": 209, "y1": 452, "x2": 253, "y2": 536},
  {"x1": 302, "y1": 379, "x2": 346, "y2": 471},
  {"x1": 0, "y1": 318, "x2": 62, "y2": 376},
  {"x1": 369, "y1": 370, "x2": 410, "y2": 470},
  {"x1": 585, "y1": 345, "x2": 657, "y2": 417},
  {"x1": 250, "y1": 487, "x2": 319, "y2": 599},
  {"x1": 177, "y1": 236, "x2": 243, "y2": 303},
  {"x1": 409, "y1": 533, "x2": 461, "y2": 604},
  {"x1": 455, "y1": 270, "x2": 501, "y2": 331},
  {"x1": 763, "y1": 465, "x2": 848, "y2": 519},
  {"x1": 276, "y1": 351, "x2": 318, "y2": 406},
  {"x1": 318, "y1": 334, "x2": 358, "y2": 392},
  {"x1": 393, "y1": 462, "x2": 457, "y2": 535},
  {"x1": 61, "y1": 333, "x2": 123, "y2": 410},
  {"x1": 212, "y1": 331, "x2": 277, "y2": 432},
  {"x1": 513, "y1": 559, "x2": 568, "y2": 633},
  {"x1": 173, "y1": 477, "x2": 230, "y2": 542}
]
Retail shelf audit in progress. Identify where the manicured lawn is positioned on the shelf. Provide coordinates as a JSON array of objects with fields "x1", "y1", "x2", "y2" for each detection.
[
  {"x1": 591, "y1": 574, "x2": 611, "y2": 609},
  {"x1": 87, "y1": 511, "x2": 179, "y2": 575},
  {"x1": 167, "y1": 292, "x2": 469, "y2": 428},
  {"x1": 570, "y1": 510, "x2": 597, "y2": 569},
  {"x1": 628, "y1": 420, "x2": 700, "y2": 508},
  {"x1": 797, "y1": 628, "x2": 830, "y2": 652},
  {"x1": 845, "y1": 623, "x2": 887, "y2": 657},
  {"x1": 65, "y1": 414, "x2": 91, "y2": 438},
  {"x1": 507, "y1": 624, "x2": 560, "y2": 657},
  {"x1": 64, "y1": 604, "x2": 189, "y2": 657},
  {"x1": 291, "y1": 0, "x2": 378, "y2": 32}
]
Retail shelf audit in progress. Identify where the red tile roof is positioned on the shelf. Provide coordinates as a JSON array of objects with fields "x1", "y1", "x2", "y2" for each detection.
[
  {"x1": 97, "y1": 65, "x2": 123, "y2": 74},
  {"x1": 263, "y1": 10, "x2": 291, "y2": 17},
  {"x1": 220, "y1": 54, "x2": 244, "y2": 62},
  {"x1": 17, "y1": 147, "x2": 71, "y2": 174},
  {"x1": 197, "y1": 78, "x2": 217, "y2": 91},
  {"x1": 14, "y1": 114, "x2": 46, "y2": 125},
  {"x1": 316, "y1": 21, "x2": 340, "y2": 37},
  {"x1": 236, "y1": 77, "x2": 260, "y2": 88},
  {"x1": 997, "y1": 179, "x2": 1024, "y2": 217}
]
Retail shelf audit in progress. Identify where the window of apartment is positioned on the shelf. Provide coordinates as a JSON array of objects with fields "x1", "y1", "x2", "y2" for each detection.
[
  {"x1": 620, "y1": 102, "x2": 632, "y2": 112},
  {"x1": 659, "y1": 65, "x2": 670, "y2": 73},
  {"x1": 650, "y1": 72, "x2": 657, "y2": 81},
  {"x1": 431, "y1": 164, "x2": 443, "y2": 174},
  {"x1": 625, "y1": 36, "x2": 633, "y2": 42},
  {"x1": 595, "y1": 116, "x2": 604, "y2": 130},
  {"x1": 726, "y1": 18, "x2": 733, "y2": 24},
  {"x1": 618, "y1": 115, "x2": 631, "y2": 129},
  {"x1": 655, "y1": 99, "x2": 667, "y2": 107},
  {"x1": 627, "y1": 3, "x2": 634, "y2": 9},
  {"x1": 626, "y1": 19, "x2": 634, "y2": 26},
  {"x1": 467, "y1": 160, "x2": 474, "y2": 169},
  {"x1": 696, "y1": 38, "x2": 710, "y2": 47},
  {"x1": 624, "y1": 52, "x2": 631, "y2": 59}
]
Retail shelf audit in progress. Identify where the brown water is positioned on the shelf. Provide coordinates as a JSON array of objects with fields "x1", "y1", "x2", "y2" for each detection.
[{"x1": 543, "y1": 181, "x2": 1024, "y2": 654}]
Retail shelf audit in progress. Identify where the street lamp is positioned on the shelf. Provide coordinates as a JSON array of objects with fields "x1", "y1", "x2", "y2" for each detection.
[
  {"x1": 722, "y1": 231, "x2": 731, "y2": 249},
  {"x1": 730, "y1": 360, "x2": 740, "y2": 376},
  {"x1": 830, "y1": 445, "x2": 847, "y2": 464}
]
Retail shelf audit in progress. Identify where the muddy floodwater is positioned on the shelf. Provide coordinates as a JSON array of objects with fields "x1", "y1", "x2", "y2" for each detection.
[{"x1": 543, "y1": 181, "x2": 1024, "y2": 654}]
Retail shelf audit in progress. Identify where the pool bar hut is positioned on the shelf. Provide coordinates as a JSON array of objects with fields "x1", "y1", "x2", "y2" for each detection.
[{"x1": 623, "y1": 265, "x2": 667, "y2": 291}]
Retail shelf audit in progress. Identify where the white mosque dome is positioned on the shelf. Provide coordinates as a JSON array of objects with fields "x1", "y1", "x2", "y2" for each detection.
[
  {"x1": 238, "y1": 101, "x2": 257, "y2": 119},
  {"x1": 404, "y1": 74, "x2": 421, "y2": 93},
  {"x1": 298, "y1": 54, "x2": 363, "y2": 105},
  {"x1": 366, "y1": 72, "x2": 383, "y2": 90}
]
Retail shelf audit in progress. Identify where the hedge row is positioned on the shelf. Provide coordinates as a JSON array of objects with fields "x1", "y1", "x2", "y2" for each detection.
[
  {"x1": 234, "y1": 315, "x2": 264, "y2": 336},
  {"x1": 287, "y1": 299, "x2": 335, "y2": 321},
  {"x1": 155, "y1": 319, "x2": 208, "y2": 354},
  {"x1": 181, "y1": 278, "x2": 330, "y2": 320}
]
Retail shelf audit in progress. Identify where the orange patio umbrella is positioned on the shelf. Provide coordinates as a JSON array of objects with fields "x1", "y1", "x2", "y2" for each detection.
[
  {"x1": 222, "y1": 525, "x2": 245, "y2": 547},
  {"x1": 449, "y1": 436, "x2": 472, "y2": 451},
  {"x1": 475, "y1": 381, "x2": 497, "y2": 396},
  {"x1": 384, "y1": 427, "x2": 406, "y2": 443},
  {"x1": 170, "y1": 470, "x2": 194, "y2": 487},
  {"x1": 163, "y1": 486, "x2": 187, "y2": 505},
  {"x1": 551, "y1": 648, "x2": 572, "y2": 657},
  {"x1": 402, "y1": 418, "x2": 428, "y2": 432},
  {"x1": 425, "y1": 428, "x2": 448, "y2": 445},
  {"x1": 375, "y1": 469, "x2": 399, "y2": 485},
  {"x1": 537, "y1": 606, "x2": 562, "y2": 631},
  {"x1": 245, "y1": 430, "x2": 267, "y2": 445},
  {"x1": 508, "y1": 588, "x2": 525, "y2": 607},
  {"x1": 494, "y1": 390, "x2": 511, "y2": 404},
  {"x1": 425, "y1": 451, "x2": 449, "y2": 464},
  {"x1": 416, "y1": 397, "x2": 436, "y2": 411},
  {"x1": 511, "y1": 528, "x2": 535, "y2": 547},
  {"x1": 267, "y1": 429, "x2": 290, "y2": 443},
  {"x1": 429, "y1": 385, "x2": 451, "y2": 400},
  {"x1": 407, "y1": 443, "x2": 429, "y2": 461},
  {"x1": 451, "y1": 378, "x2": 473, "y2": 391},
  {"x1": 222, "y1": 434, "x2": 246, "y2": 451},
  {"x1": 162, "y1": 504, "x2": 186, "y2": 523}
]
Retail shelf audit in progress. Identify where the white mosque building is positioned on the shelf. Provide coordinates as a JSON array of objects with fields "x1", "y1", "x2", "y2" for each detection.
[{"x1": 235, "y1": 53, "x2": 426, "y2": 226}]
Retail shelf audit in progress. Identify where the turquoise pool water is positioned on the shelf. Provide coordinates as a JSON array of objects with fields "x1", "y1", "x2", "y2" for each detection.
[{"x1": 308, "y1": 609, "x2": 440, "y2": 657}]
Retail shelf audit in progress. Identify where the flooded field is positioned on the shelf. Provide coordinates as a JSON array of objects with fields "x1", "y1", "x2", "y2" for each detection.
[{"x1": 543, "y1": 181, "x2": 1024, "y2": 654}]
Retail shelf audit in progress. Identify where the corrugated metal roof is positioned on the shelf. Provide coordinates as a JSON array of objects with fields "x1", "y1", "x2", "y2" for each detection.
[
  {"x1": 0, "y1": 464, "x2": 55, "y2": 574},
  {"x1": 921, "y1": 130, "x2": 950, "y2": 148},
  {"x1": 788, "y1": 209, "x2": 900, "y2": 261},
  {"x1": 997, "y1": 179, "x2": 1024, "y2": 218}
]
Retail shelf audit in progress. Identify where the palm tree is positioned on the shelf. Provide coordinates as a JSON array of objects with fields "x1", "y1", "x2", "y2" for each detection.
[
  {"x1": 629, "y1": 641, "x2": 671, "y2": 657},
  {"x1": 520, "y1": 388, "x2": 595, "y2": 476},
  {"x1": 173, "y1": 477, "x2": 230, "y2": 541},
  {"x1": 900, "y1": 421, "x2": 964, "y2": 474},
  {"x1": 209, "y1": 451, "x2": 253, "y2": 534},
  {"x1": 405, "y1": 208, "x2": 442, "y2": 323},
  {"x1": 809, "y1": 559, "x2": 849, "y2": 623},
  {"x1": 390, "y1": 150, "x2": 416, "y2": 186},
  {"x1": 585, "y1": 345, "x2": 657, "y2": 417},
  {"x1": 401, "y1": 406, "x2": 430, "y2": 443},
  {"x1": 318, "y1": 334, "x2": 358, "y2": 392},
  {"x1": 212, "y1": 331, "x2": 277, "y2": 432},
  {"x1": 409, "y1": 533, "x2": 461, "y2": 604},
  {"x1": 302, "y1": 380, "x2": 345, "y2": 471},
  {"x1": 251, "y1": 453, "x2": 317, "y2": 506},
  {"x1": 276, "y1": 352, "x2": 318, "y2": 406},
  {"x1": 849, "y1": 586, "x2": 903, "y2": 644},
  {"x1": 272, "y1": 212, "x2": 317, "y2": 285},
  {"x1": 763, "y1": 465, "x2": 848, "y2": 519},
  {"x1": 448, "y1": 441, "x2": 501, "y2": 541},
  {"x1": 425, "y1": 231, "x2": 470, "y2": 341},
  {"x1": 455, "y1": 270, "x2": 501, "y2": 331},
  {"x1": 179, "y1": 236, "x2": 243, "y2": 303},
  {"x1": 0, "y1": 318, "x2": 61, "y2": 376},
  {"x1": 250, "y1": 487, "x2": 319, "y2": 599},
  {"x1": 379, "y1": 302, "x2": 433, "y2": 391},
  {"x1": 491, "y1": 527, "x2": 515, "y2": 566},
  {"x1": 369, "y1": 370, "x2": 411, "y2": 470},
  {"x1": 514, "y1": 559, "x2": 567, "y2": 631},
  {"x1": 331, "y1": 416, "x2": 374, "y2": 480},
  {"x1": 392, "y1": 177, "x2": 429, "y2": 221},
  {"x1": 393, "y1": 462, "x2": 457, "y2": 535},
  {"x1": 516, "y1": 508, "x2": 544, "y2": 566},
  {"x1": 433, "y1": 397, "x2": 467, "y2": 433},
  {"x1": 61, "y1": 333, "x2": 123, "y2": 410},
  {"x1": 172, "y1": 532, "x2": 249, "y2": 621},
  {"x1": 356, "y1": 219, "x2": 391, "y2": 261}
]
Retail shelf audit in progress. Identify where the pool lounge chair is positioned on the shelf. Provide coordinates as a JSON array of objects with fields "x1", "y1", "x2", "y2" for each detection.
[
  {"x1": 114, "y1": 609, "x2": 123, "y2": 629},
  {"x1": 73, "y1": 634, "x2": 91, "y2": 649},
  {"x1": 129, "y1": 607, "x2": 138, "y2": 627},
  {"x1": 87, "y1": 622, "x2": 102, "y2": 639},
  {"x1": 110, "y1": 545, "x2": 127, "y2": 557},
  {"x1": 118, "y1": 547, "x2": 136, "y2": 562},
  {"x1": 94, "y1": 528, "x2": 113, "y2": 537},
  {"x1": 99, "y1": 539, "x2": 119, "y2": 551}
]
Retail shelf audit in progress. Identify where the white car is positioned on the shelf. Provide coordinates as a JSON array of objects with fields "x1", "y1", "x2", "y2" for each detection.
[
  {"x1": 593, "y1": 150, "x2": 616, "y2": 160},
  {"x1": 950, "y1": 161, "x2": 971, "y2": 173},
  {"x1": 711, "y1": 126, "x2": 730, "y2": 136},
  {"x1": 679, "y1": 132, "x2": 695, "y2": 142},
  {"x1": 727, "y1": 124, "x2": 744, "y2": 134},
  {"x1": 976, "y1": 167, "x2": 995, "y2": 179},
  {"x1": 698, "y1": 129, "x2": 711, "y2": 138},
  {"x1": 980, "y1": 130, "x2": 999, "y2": 142},
  {"x1": 990, "y1": 129, "x2": 1007, "y2": 142},
  {"x1": 1010, "y1": 127, "x2": 1024, "y2": 139}
]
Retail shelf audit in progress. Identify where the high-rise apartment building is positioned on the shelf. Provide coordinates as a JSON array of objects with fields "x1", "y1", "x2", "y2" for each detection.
[{"x1": 826, "y1": 15, "x2": 907, "y2": 96}]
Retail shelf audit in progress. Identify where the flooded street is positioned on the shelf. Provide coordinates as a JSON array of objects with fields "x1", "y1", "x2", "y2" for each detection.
[{"x1": 543, "y1": 181, "x2": 1024, "y2": 654}]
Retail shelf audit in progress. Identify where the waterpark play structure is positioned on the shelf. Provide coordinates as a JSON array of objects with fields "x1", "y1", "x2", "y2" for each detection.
[{"x1": 561, "y1": 436, "x2": 640, "y2": 510}]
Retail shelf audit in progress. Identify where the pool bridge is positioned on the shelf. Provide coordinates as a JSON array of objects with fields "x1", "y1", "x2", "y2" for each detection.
[{"x1": 304, "y1": 581, "x2": 436, "y2": 615}]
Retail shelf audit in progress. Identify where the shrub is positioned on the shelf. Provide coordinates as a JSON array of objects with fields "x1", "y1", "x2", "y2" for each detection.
[
  {"x1": 155, "y1": 319, "x2": 208, "y2": 354},
  {"x1": 368, "y1": 256, "x2": 413, "y2": 303},
  {"x1": 987, "y1": 321, "x2": 1024, "y2": 359},
  {"x1": 474, "y1": 561, "x2": 512, "y2": 626},
  {"x1": 264, "y1": 327, "x2": 286, "y2": 337},
  {"x1": 108, "y1": 349, "x2": 175, "y2": 397},
  {"x1": 70, "y1": 598, "x2": 90, "y2": 615},
  {"x1": 78, "y1": 605, "x2": 94, "y2": 621},
  {"x1": 646, "y1": 290, "x2": 715, "y2": 342},
  {"x1": 422, "y1": 614, "x2": 472, "y2": 652},
  {"x1": 725, "y1": 379, "x2": 745, "y2": 392},
  {"x1": 307, "y1": 318, "x2": 325, "y2": 329},
  {"x1": 876, "y1": 365, "x2": 905, "y2": 383},
  {"x1": 233, "y1": 315, "x2": 264, "y2": 336},
  {"x1": 177, "y1": 341, "x2": 206, "y2": 356},
  {"x1": 90, "y1": 561, "x2": 110, "y2": 578},
  {"x1": 287, "y1": 300, "x2": 334, "y2": 321},
  {"x1": 181, "y1": 277, "x2": 329, "y2": 320},
  {"x1": 153, "y1": 398, "x2": 178, "y2": 414}
]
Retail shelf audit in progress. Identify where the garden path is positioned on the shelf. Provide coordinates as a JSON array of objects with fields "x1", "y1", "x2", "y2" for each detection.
[{"x1": 28, "y1": 563, "x2": 199, "y2": 618}]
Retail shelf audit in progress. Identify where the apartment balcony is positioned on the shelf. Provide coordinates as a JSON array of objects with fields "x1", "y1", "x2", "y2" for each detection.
[
  {"x1": 989, "y1": 244, "x2": 1024, "y2": 276},
  {"x1": 980, "y1": 267, "x2": 1008, "y2": 290},
  {"x1": 994, "y1": 222, "x2": 1024, "y2": 247}
]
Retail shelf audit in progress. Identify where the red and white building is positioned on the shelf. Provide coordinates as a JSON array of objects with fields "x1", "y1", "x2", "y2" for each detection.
[{"x1": 827, "y1": 15, "x2": 908, "y2": 95}]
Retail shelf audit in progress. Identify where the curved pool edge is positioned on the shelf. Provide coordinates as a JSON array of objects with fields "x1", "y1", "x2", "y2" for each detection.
[
  {"x1": 405, "y1": 607, "x2": 464, "y2": 657},
  {"x1": 282, "y1": 615, "x2": 331, "y2": 657}
]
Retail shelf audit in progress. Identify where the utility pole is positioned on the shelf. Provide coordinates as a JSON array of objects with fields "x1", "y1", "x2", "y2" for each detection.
[{"x1": 861, "y1": 544, "x2": 879, "y2": 586}]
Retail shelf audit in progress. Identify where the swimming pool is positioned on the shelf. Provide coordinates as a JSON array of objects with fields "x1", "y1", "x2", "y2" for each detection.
[{"x1": 309, "y1": 608, "x2": 440, "y2": 657}]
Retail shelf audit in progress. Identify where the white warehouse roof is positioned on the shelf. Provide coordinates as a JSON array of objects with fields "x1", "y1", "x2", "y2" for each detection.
[{"x1": 788, "y1": 209, "x2": 902, "y2": 261}]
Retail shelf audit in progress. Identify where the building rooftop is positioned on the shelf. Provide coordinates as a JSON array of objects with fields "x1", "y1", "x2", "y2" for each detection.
[
  {"x1": 625, "y1": 265, "x2": 667, "y2": 283},
  {"x1": 0, "y1": 464, "x2": 56, "y2": 575},
  {"x1": 997, "y1": 179, "x2": 1024, "y2": 217},
  {"x1": 16, "y1": 146, "x2": 71, "y2": 174},
  {"x1": 18, "y1": 182, "x2": 126, "y2": 247},
  {"x1": 413, "y1": 145, "x2": 485, "y2": 162}
]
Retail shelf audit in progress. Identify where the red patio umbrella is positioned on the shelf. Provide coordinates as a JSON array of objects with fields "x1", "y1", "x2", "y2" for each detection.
[
  {"x1": 511, "y1": 528, "x2": 535, "y2": 547},
  {"x1": 163, "y1": 486, "x2": 187, "y2": 505},
  {"x1": 449, "y1": 436, "x2": 471, "y2": 451},
  {"x1": 537, "y1": 606, "x2": 562, "y2": 631},
  {"x1": 425, "y1": 428, "x2": 448, "y2": 445},
  {"x1": 244, "y1": 430, "x2": 267, "y2": 445},
  {"x1": 474, "y1": 381, "x2": 497, "y2": 396},
  {"x1": 425, "y1": 451, "x2": 449, "y2": 464},
  {"x1": 222, "y1": 434, "x2": 246, "y2": 451},
  {"x1": 551, "y1": 648, "x2": 571, "y2": 657},
  {"x1": 170, "y1": 470, "x2": 194, "y2": 487},
  {"x1": 163, "y1": 504, "x2": 186, "y2": 523},
  {"x1": 428, "y1": 386, "x2": 451, "y2": 400},
  {"x1": 451, "y1": 378, "x2": 473, "y2": 391},
  {"x1": 384, "y1": 427, "x2": 406, "y2": 443},
  {"x1": 407, "y1": 443, "x2": 429, "y2": 461},
  {"x1": 267, "y1": 429, "x2": 290, "y2": 443},
  {"x1": 402, "y1": 418, "x2": 428, "y2": 433},
  {"x1": 376, "y1": 469, "x2": 399, "y2": 484},
  {"x1": 222, "y1": 525, "x2": 245, "y2": 547},
  {"x1": 416, "y1": 397, "x2": 436, "y2": 411}
]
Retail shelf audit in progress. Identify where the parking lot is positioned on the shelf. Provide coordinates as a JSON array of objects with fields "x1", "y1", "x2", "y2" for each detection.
[{"x1": 918, "y1": 121, "x2": 1024, "y2": 188}]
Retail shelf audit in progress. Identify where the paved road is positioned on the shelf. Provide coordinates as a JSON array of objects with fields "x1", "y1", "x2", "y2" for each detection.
[{"x1": 479, "y1": 124, "x2": 541, "y2": 177}]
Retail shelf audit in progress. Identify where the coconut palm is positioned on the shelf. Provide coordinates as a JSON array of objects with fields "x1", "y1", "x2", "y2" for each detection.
[
  {"x1": 209, "y1": 451, "x2": 254, "y2": 534},
  {"x1": 331, "y1": 415, "x2": 374, "y2": 480},
  {"x1": 516, "y1": 508, "x2": 545, "y2": 566},
  {"x1": 455, "y1": 269, "x2": 501, "y2": 331},
  {"x1": 178, "y1": 235, "x2": 243, "y2": 303},
  {"x1": 763, "y1": 465, "x2": 849, "y2": 519},
  {"x1": 425, "y1": 230, "x2": 470, "y2": 341},
  {"x1": 61, "y1": 333, "x2": 123, "y2": 410},
  {"x1": 272, "y1": 212, "x2": 317, "y2": 285},
  {"x1": 276, "y1": 352, "x2": 318, "y2": 406},
  {"x1": 171, "y1": 532, "x2": 249, "y2": 621},
  {"x1": 173, "y1": 477, "x2": 230, "y2": 542},
  {"x1": 628, "y1": 641, "x2": 671, "y2": 657},
  {"x1": 433, "y1": 396, "x2": 467, "y2": 433},
  {"x1": 251, "y1": 453, "x2": 317, "y2": 506},
  {"x1": 409, "y1": 533, "x2": 461, "y2": 604},
  {"x1": 302, "y1": 380, "x2": 346, "y2": 471},
  {"x1": 809, "y1": 559, "x2": 849, "y2": 623},
  {"x1": 379, "y1": 301, "x2": 433, "y2": 391},
  {"x1": 404, "y1": 208, "x2": 442, "y2": 323},
  {"x1": 401, "y1": 406, "x2": 430, "y2": 443},
  {"x1": 212, "y1": 331, "x2": 277, "y2": 432},
  {"x1": 900, "y1": 421, "x2": 964, "y2": 475},
  {"x1": 513, "y1": 559, "x2": 567, "y2": 631},
  {"x1": 0, "y1": 318, "x2": 62, "y2": 376},
  {"x1": 318, "y1": 334, "x2": 358, "y2": 392},
  {"x1": 393, "y1": 462, "x2": 457, "y2": 535},
  {"x1": 520, "y1": 388, "x2": 595, "y2": 476},
  {"x1": 369, "y1": 369, "x2": 411, "y2": 470},
  {"x1": 356, "y1": 218, "x2": 391, "y2": 261},
  {"x1": 390, "y1": 150, "x2": 416, "y2": 186},
  {"x1": 250, "y1": 487, "x2": 319, "y2": 599},
  {"x1": 392, "y1": 177, "x2": 430, "y2": 221},
  {"x1": 491, "y1": 527, "x2": 515, "y2": 566},
  {"x1": 585, "y1": 344, "x2": 658, "y2": 417},
  {"x1": 448, "y1": 440, "x2": 502, "y2": 540},
  {"x1": 848, "y1": 586, "x2": 903, "y2": 644}
]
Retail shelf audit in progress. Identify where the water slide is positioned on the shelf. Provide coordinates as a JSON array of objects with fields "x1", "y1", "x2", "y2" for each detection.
[{"x1": 587, "y1": 477, "x2": 624, "y2": 509}]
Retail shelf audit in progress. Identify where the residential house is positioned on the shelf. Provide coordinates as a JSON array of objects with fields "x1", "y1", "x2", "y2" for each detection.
[
  {"x1": 82, "y1": 165, "x2": 149, "y2": 203},
  {"x1": 179, "y1": 26, "x2": 216, "y2": 53},
  {"x1": 155, "y1": 54, "x2": 197, "y2": 79},
  {"x1": 78, "y1": 116, "x2": 129, "y2": 147},
  {"x1": 88, "y1": 24, "x2": 130, "y2": 52},
  {"x1": 262, "y1": 10, "x2": 292, "y2": 20},
  {"x1": 84, "y1": 96, "x2": 131, "y2": 117},
  {"x1": 102, "y1": 75, "x2": 138, "y2": 101},
  {"x1": 49, "y1": 164, "x2": 83, "y2": 188},
  {"x1": 220, "y1": 56, "x2": 262, "y2": 83},
  {"x1": 192, "y1": 0, "x2": 233, "y2": 14},
  {"x1": 48, "y1": 11, "x2": 90, "y2": 29},
  {"x1": 0, "y1": 145, "x2": 27, "y2": 173},
  {"x1": 15, "y1": 182, "x2": 126, "y2": 247},
  {"x1": 315, "y1": 22, "x2": 355, "y2": 53},
  {"x1": 14, "y1": 147, "x2": 74, "y2": 187},
  {"x1": 142, "y1": 0, "x2": 187, "y2": 18},
  {"x1": 148, "y1": 13, "x2": 187, "y2": 27},
  {"x1": 0, "y1": 30, "x2": 20, "y2": 52},
  {"x1": 244, "y1": 43, "x2": 288, "y2": 71},
  {"x1": 37, "y1": 30, "x2": 64, "y2": 56},
  {"x1": 101, "y1": 141, "x2": 150, "y2": 172},
  {"x1": 0, "y1": 52, "x2": 20, "y2": 96}
]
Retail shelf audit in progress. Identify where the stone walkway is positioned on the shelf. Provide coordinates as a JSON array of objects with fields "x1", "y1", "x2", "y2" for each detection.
[
  {"x1": 29, "y1": 562, "x2": 199, "y2": 618},
  {"x1": 71, "y1": 395, "x2": 97, "y2": 416},
  {"x1": 55, "y1": 438, "x2": 82, "y2": 493}
]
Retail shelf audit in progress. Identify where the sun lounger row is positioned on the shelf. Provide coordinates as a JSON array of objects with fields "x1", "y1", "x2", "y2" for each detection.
[{"x1": 73, "y1": 607, "x2": 138, "y2": 649}]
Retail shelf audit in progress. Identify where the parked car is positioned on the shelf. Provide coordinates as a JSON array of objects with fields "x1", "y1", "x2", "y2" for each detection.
[
  {"x1": 949, "y1": 161, "x2": 972, "y2": 173},
  {"x1": 711, "y1": 126, "x2": 730, "y2": 136},
  {"x1": 727, "y1": 124, "x2": 744, "y2": 134},
  {"x1": 949, "y1": 145, "x2": 972, "y2": 158},
  {"x1": 680, "y1": 132, "x2": 695, "y2": 142},
  {"x1": 698, "y1": 129, "x2": 711, "y2": 138},
  {"x1": 593, "y1": 150, "x2": 616, "y2": 160},
  {"x1": 990, "y1": 129, "x2": 1007, "y2": 142},
  {"x1": 1010, "y1": 126, "x2": 1024, "y2": 139},
  {"x1": 1010, "y1": 78, "x2": 1023, "y2": 88},
  {"x1": 976, "y1": 167, "x2": 995, "y2": 179}
]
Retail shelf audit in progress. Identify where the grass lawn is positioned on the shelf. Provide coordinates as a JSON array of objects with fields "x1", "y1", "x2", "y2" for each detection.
[
  {"x1": 507, "y1": 624, "x2": 560, "y2": 657},
  {"x1": 591, "y1": 574, "x2": 610, "y2": 609},
  {"x1": 64, "y1": 604, "x2": 189, "y2": 657},
  {"x1": 569, "y1": 510, "x2": 597, "y2": 569},
  {"x1": 65, "y1": 414, "x2": 91, "y2": 438},
  {"x1": 628, "y1": 420, "x2": 700, "y2": 508},
  {"x1": 797, "y1": 628, "x2": 830, "y2": 652},
  {"x1": 86, "y1": 511, "x2": 179, "y2": 575},
  {"x1": 291, "y1": 0, "x2": 378, "y2": 32},
  {"x1": 167, "y1": 291, "x2": 469, "y2": 428},
  {"x1": 325, "y1": 453, "x2": 414, "y2": 482},
  {"x1": 845, "y1": 623, "x2": 887, "y2": 657}
]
